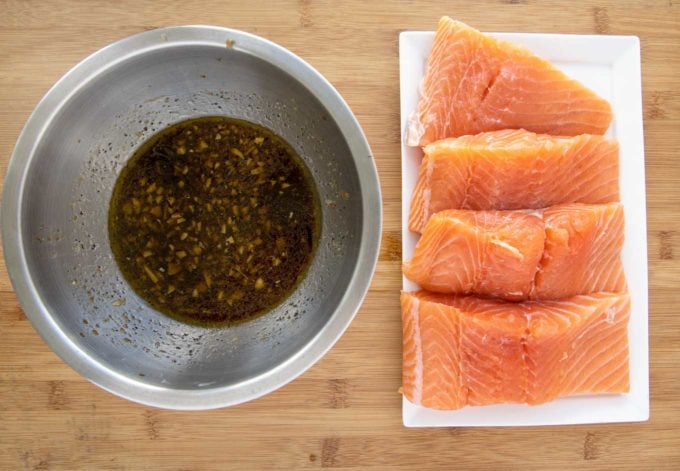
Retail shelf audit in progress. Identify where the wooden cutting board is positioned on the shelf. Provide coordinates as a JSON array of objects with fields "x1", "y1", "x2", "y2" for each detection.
[{"x1": 1, "y1": 1, "x2": 678, "y2": 469}]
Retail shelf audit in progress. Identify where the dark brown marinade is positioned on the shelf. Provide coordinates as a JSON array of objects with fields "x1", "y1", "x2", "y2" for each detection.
[{"x1": 109, "y1": 116, "x2": 320, "y2": 327}]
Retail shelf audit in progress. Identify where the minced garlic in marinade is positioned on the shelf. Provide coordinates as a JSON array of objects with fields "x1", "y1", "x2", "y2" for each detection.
[{"x1": 108, "y1": 116, "x2": 320, "y2": 326}]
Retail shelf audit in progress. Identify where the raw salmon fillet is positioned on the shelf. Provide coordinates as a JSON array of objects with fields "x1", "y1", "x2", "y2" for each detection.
[
  {"x1": 407, "y1": 17, "x2": 613, "y2": 146},
  {"x1": 408, "y1": 129, "x2": 620, "y2": 233},
  {"x1": 403, "y1": 203, "x2": 626, "y2": 301},
  {"x1": 403, "y1": 209, "x2": 546, "y2": 301},
  {"x1": 533, "y1": 203, "x2": 627, "y2": 299},
  {"x1": 401, "y1": 291, "x2": 630, "y2": 410}
]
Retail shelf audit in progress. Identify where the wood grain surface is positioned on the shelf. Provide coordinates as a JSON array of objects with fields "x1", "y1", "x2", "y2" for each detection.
[{"x1": 1, "y1": 1, "x2": 679, "y2": 469}]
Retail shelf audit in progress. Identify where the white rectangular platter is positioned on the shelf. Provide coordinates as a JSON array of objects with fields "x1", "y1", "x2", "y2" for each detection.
[{"x1": 400, "y1": 30, "x2": 648, "y2": 427}]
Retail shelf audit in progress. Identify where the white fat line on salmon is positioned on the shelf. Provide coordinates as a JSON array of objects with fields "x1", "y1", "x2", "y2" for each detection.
[
  {"x1": 605, "y1": 306, "x2": 618, "y2": 324},
  {"x1": 411, "y1": 297, "x2": 423, "y2": 404},
  {"x1": 518, "y1": 208, "x2": 544, "y2": 218},
  {"x1": 406, "y1": 111, "x2": 425, "y2": 146},
  {"x1": 421, "y1": 156, "x2": 434, "y2": 227},
  {"x1": 422, "y1": 189, "x2": 431, "y2": 232},
  {"x1": 489, "y1": 238, "x2": 524, "y2": 260}
]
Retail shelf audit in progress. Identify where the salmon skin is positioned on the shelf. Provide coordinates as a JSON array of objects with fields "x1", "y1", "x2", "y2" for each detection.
[
  {"x1": 401, "y1": 291, "x2": 630, "y2": 410},
  {"x1": 407, "y1": 17, "x2": 613, "y2": 146},
  {"x1": 402, "y1": 203, "x2": 626, "y2": 301},
  {"x1": 408, "y1": 129, "x2": 620, "y2": 233}
]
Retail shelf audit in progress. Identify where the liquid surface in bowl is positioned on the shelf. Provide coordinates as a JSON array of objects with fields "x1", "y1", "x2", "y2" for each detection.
[{"x1": 109, "y1": 116, "x2": 321, "y2": 326}]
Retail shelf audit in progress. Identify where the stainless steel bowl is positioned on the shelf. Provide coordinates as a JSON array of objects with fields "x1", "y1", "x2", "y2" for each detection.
[{"x1": 1, "y1": 26, "x2": 381, "y2": 409}]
